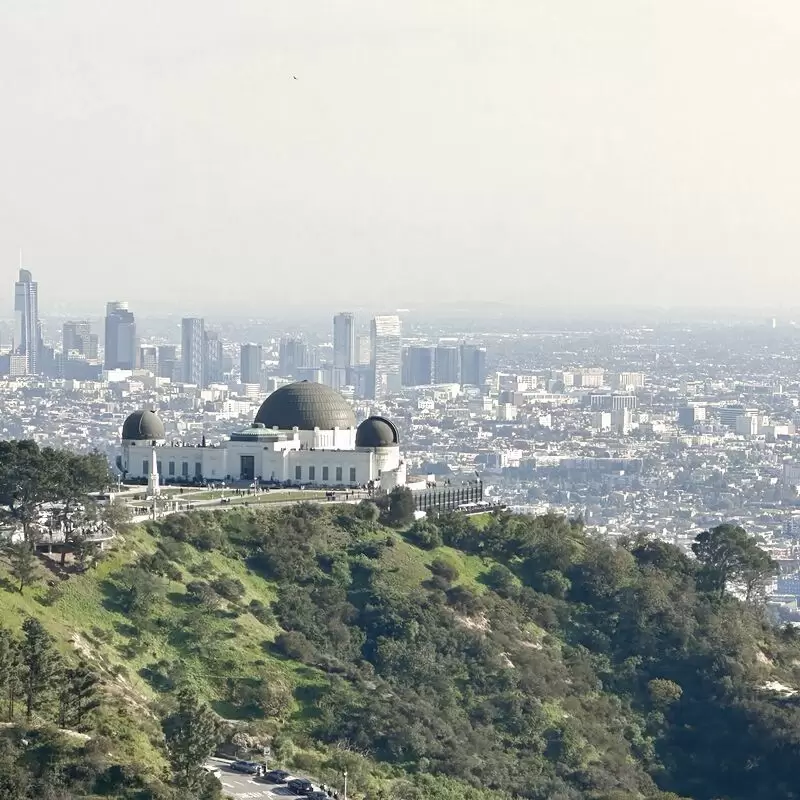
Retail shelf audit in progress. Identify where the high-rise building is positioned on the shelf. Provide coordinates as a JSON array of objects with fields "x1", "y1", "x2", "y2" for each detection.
[
  {"x1": 157, "y1": 345, "x2": 177, "y2": 380},
  {"x1": 104, "y1": 302, "x2": 137, "y2": 370},
  {"x1": 279, "y1": 337, "x2": 311, "y2": 377},
  {"x1": 460, "y1": 344, "x2": 487, "y2": 387},
  {"x1": 402, "y1": 346, "x2": 436, "y2": 386},
  {"x1": 240, "y1": 343, "x2": 263, "y2": 386},
  {"x1": 139, "y1": 346, "x2": 158, "y2": 373},
  {"x1": 435, "y1": 346, "x2": 461, "y2": 384},
  {"x1": 613, "y1": 371, "x2": 646, "y2": 391},
  {"x1": 13, "y1": 267, "x2": 40, "y2": 375},
  {"x1": 181, "y1": 317, "x2": 205, "y2": 385},
  {"x1": 62, "y1": 320, "x2": 98, "y2": 359},
  {"x1": 203, "y1": 330, "x2": 223, "y2": 385},
  {"x1": 355, "y1": 334, "x2": 371, "y2": 366},
  {"x1": 333, "y1": 312, "x2": 355, "y2": 389},
  {"x1": 371, "y1": 315, "x2": 402, "y2": 400}
]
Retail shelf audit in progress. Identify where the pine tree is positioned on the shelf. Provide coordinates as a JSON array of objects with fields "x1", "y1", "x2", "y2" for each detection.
[
  {"x1": 21, "y1": 617, "x2": 61, "y2": 722},
  {"x1": 6, "y1": 541, "x2": 39, "y2": 593},
  {"x1": 0, "y1": 626, "x2": 21, "y2": 720},
  {"x1": 58, "y1": 664, "x2": 100, "y2": 730},
  {"x1": 162, "y1": 689, "x2": 222, "y2": 791}
]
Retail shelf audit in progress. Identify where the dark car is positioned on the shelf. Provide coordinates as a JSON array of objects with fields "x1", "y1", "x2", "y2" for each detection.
[
  {"x1": 263, "y1": 769, "x2": 290, "y2": 783},
  {"x1": 287, "y1": 777, "x2": 314, "y2": 794},
  {"x1": 230, "y1": 760, "x2": 263, "y2": 775},
  {"x1": 306, "y1": 793, "x2": 328, "y2": 800}
]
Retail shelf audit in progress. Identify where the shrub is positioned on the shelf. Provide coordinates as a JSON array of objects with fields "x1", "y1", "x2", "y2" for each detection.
[
  {"x1": 249, "y1": 599, "x2": 275, "y2": 626},
  {"x1": 212, "y1": 576, "x2": 246, "y2": 601},
  {"x1": 430, "y1": 557, "x2": 459, "y2": 582},
  {"x1": 407, "y1": 521, "x2": 443, "y2": 550}
]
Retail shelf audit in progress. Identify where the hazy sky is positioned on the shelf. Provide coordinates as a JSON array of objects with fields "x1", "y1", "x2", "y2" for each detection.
[{"x1": 2, "y1": 1, "x2": 800, "y2": 314}]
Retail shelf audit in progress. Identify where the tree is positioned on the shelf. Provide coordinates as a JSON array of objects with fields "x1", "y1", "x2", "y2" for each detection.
[
  {"x1": 20, "y1": 617, "x2": 61, "y2": 721},
  {"x1": 692, "y1": 524, "x2": 778, "y2": 600},
  {"x1": 382, "y1": 487, "x2": 416, "y2": 527},
  {"x1": 58, "y1": 664, "x2": 100, "y2": 730},
  {"x1": 0, "y1": 626, "x2": 21, "y2": 720},
  {"x1": 5, "y1": 541, "x2": 39, "y2": 593},
  {"x1": 162, "y1": 689, "x2": 222, "y2": 792}
]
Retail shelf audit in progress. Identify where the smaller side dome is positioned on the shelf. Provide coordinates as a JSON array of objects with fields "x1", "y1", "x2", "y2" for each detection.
[
  {"x1": 122, "y1": 409, "x2": 165, "y2": 441},
  {"x1": 356, "y1": 416, "x2": 399, "y2": 448}
]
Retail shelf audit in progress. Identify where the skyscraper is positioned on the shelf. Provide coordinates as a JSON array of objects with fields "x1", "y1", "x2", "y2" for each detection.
[
  {"x1": 181, "y1": 317, "x2": 205, "y2": 385},
  {"x1": 370, "y1": 315, "x2": 402, "y2": 400},
  {"x1": 460, "y1": 344, "x2": 487, "y2": 387},
  {"x1": 63, "y1": 321, "x2": 92, "y2": 356},
  {"x1": 333, "y1": 312, "x2": 355, "y2": 389},
  {"x1": 139, "y1": 346, "x2": 158, "y2": 373},
  {"x1": 240, "y1": 343, "x2": 263, "y2": 385},
  {"x1": 104, "y1": 302, "x2": 137, "y2": 370},
  {"x1": 435, "y1": 346, "x2": 461, "y2": 384},
  {"x1": 203, "y1": 330, "x2": 223, "y2": 385},
  {"x1": 13, "y1": 267, "x2": 40, "y2": 375},
  {"x1": 402, "y1": 346, "x2": 436, "y2": 386},
  {"x1": 279, "y1": 336, "x2": 311, "y2": 377},
  {"x1": 157, "y1": 345, "x2": 178, "y2": 380}
]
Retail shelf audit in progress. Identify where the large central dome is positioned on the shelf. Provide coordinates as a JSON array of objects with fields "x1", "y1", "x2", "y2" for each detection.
[{"x1": 254, "y1": 381, "x2": 357, "y2": 430}]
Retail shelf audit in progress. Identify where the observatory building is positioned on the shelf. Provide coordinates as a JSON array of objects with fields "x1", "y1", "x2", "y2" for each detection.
[{"x1": 118, "y1": 381, "x2": 406, "y2": 490}]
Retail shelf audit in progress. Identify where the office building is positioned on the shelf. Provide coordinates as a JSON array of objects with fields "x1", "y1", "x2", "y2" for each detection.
[
  {"x1": 240, "y1": 343, "x2": 263, "y2": 386},
  {"x1": 157, "y1": 345, "x2": 178, "y2": 381},
  {"x1": 13, "y1": 267, "x2": 40, "y2": 375},
  {"x1": 104, "y1": 302, "x2": 137, "y2": 370},
  {"x1": 435, "y1": 346, "x2": 461, "y2": 384},
  {"x1": 371, "y1": 315, "x2": 402, "y2": 400},
  {"x1": 139, "y1": 346, "x2": 158, "y2": 373},
  {"x1": 333, "y1": 312, "x2": 355, "y2": 389},
  {"x1": 181, "y1": 317, "x2": 205, "y2": 385},
  {"x1": 355, "y1": 334, "x2": 371, "y2": 366},
  {"x1": 589, "y1": 394, "x2": 638, "y2": 411},
  {"x1": 614, "y1": 371, "x2": 646, "y2": 391},
  {"x1": 204, "y1": 330, "x2": 223, "y2": 385},
  {"x1": 576, "y1": 368, "x2": 605, "y2": 388},
  {"x1": 62, "y1": 321, "x2": 97, "y2": 359},
  {"x1": 402, "y1": 346, "x2": 436, "y2": 386},
  {"x1": 461, "y1": 344, "x2": 487, "y2": 387},
  {"x1": 677, "y1": 405, "x2": 706, "y2": 429}
]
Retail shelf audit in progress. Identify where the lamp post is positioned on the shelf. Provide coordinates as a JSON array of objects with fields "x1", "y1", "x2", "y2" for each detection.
[{"x1": 343, "y1": 769, "x2": 348, "y2": 800}]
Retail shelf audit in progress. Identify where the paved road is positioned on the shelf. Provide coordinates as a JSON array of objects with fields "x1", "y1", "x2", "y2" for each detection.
[{"x1": 208, "y1": 759, "x2": 336, "y2": 799}]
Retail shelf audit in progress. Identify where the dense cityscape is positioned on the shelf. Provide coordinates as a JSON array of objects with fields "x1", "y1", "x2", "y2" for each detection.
[{"x1": 5, "y1": 264, "x2": 800, "y2": 618}]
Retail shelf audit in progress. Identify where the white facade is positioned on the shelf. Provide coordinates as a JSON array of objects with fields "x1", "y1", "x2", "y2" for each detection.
[{"x1": 120, "y1": 424, "x2": 402, "y2": 488}]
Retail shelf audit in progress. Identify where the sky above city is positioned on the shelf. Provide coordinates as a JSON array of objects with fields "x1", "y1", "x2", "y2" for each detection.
[{"x1": 2, "y1": 1, "x2": 800, "y2": 314}]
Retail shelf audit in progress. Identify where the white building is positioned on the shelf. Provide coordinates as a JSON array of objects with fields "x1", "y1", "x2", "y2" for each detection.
[{"x1": 118, "y1": 381, "x2": 406, "y2": 491}]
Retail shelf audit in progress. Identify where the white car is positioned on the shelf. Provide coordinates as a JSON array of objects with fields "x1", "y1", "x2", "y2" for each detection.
[{"x1": 202, "y1": 765, "x2": 222, "y2": 779}]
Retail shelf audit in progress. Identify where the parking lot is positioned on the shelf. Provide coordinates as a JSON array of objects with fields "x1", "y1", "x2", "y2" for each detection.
[{"x1": 208, "y1": 759, "x2": 337, "y2": 799}]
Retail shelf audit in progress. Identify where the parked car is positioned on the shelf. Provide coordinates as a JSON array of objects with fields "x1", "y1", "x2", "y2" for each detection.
[
  {"x1": 231, "y1": 760, "x2": 263, "y2": 775},
  {"x1": 287, "y1": 777, "x2": 314, "y2": 794},
  {"x1": 306, "y1": 792, "x2": 329, "y2": 800},
  {"x1": 263, "y1": 769, "x2": 290, "y2": 783},
  {"x1": 202, "y1": 765, "x2": 222, "y2": 779}
]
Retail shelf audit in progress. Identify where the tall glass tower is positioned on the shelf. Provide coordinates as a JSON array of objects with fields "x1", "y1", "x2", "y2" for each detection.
[
  {"x1": 333, "y1": 312, "x2": 355, "y2": 389},
  {"x1": 104, "y1": 302, "x2": 137, "y2": 370},
  {"x1": 14, "y1": 267, "x2": 40, "y2": 375},
  {"x1": 370, "y1": 315, "x2": 402, "y2": 400},
  {"x1": 181, "y1": 317, "x2": 205, "y2": 386}
]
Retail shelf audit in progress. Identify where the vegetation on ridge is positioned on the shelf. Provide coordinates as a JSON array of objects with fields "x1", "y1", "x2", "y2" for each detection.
[{"x1": 0, "y1": 443, "x2": 796, "y2": 799}]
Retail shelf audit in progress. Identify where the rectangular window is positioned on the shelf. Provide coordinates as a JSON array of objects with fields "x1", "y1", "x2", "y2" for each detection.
[
  {"x1": 143, "y1": 460, "x2": 149, "y2": 474},
  {"x1": 169, "y1": 462, "x2": 175, "y2": 476},
  {"x1": 322, "y1": 466, "x2": 329, "y2": 481},
  {"x1": 295, "y1": 465, "x2": 302, "y2": 481},
  {"x1": 308, "y1": 466, "x2": 315, "y2": 481},
  {"x1": 335, "y1": 466, "x2": 343, "y2": 482},
  {"x1": 349, "y1": 467, "x2": 356, "y2": 483},
  {"x1": 195, "y1": 462, "x2": 202, "y2": 478},
  {"x1": 182, "y1": 462, "x2": 189, "y2": 477},
  {"x1": 157, "y1": 461, "x2": 163, "y2": 476}
]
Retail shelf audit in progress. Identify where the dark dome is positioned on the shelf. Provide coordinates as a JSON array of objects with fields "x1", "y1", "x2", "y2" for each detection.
[
  {"x1": 356, "y1": 416, "x2": 399, "y2": 448},
  {"x1": 122, "y1": 409, "x2": 165, "y2": 441},
  {"x1": 254, "y1": 381, "x2": 356, "y2": 430}
]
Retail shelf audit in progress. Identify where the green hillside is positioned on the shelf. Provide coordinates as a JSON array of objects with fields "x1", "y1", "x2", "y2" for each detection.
[{"x1": 2, "y1": 499, "x2": 800, "y2": 799}]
